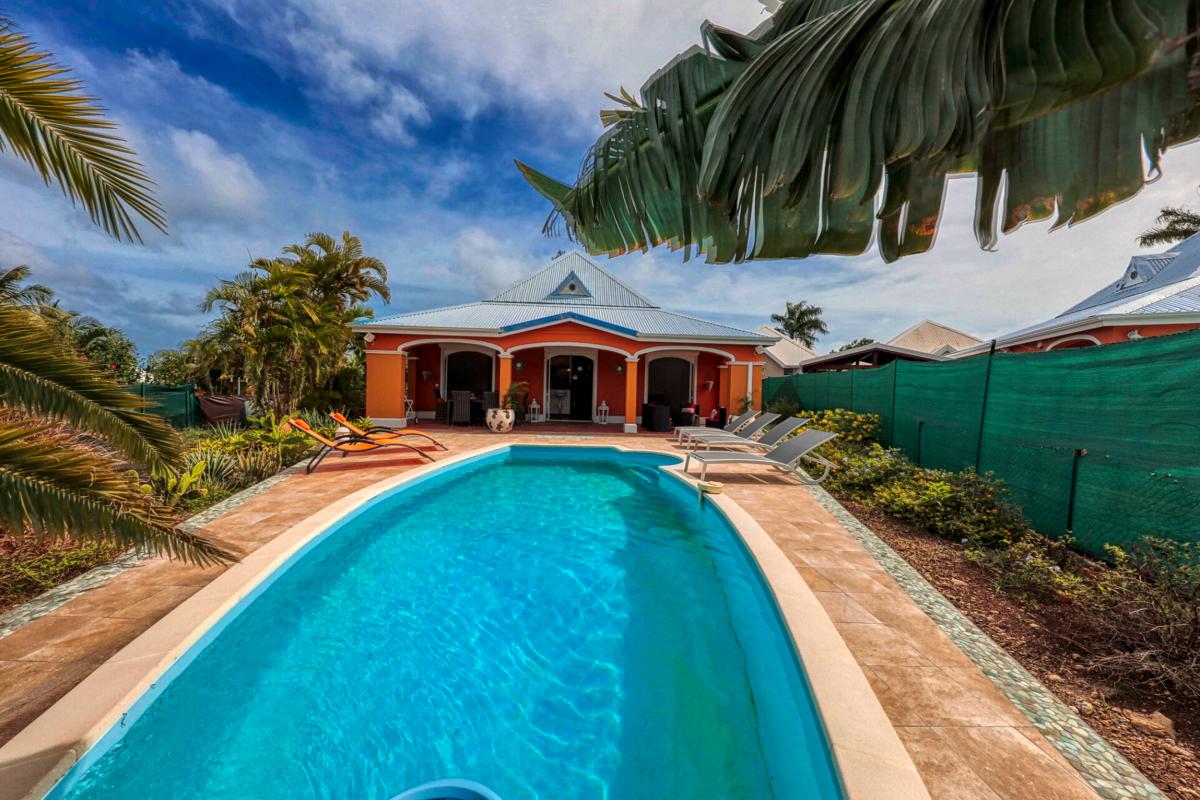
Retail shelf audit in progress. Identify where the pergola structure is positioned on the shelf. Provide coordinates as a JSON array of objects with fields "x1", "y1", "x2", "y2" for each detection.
[
  {"x1": 799, "y1": 342, "x2": 946, "y2": 373},
  {"x1": 353, "y1": 252, "x2": 774, "y2": 432}
]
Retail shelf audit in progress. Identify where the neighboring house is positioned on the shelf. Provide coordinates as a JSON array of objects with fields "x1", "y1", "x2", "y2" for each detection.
[
  {"x1": 797, "y1": 342, "x2": 948, "y2": 372},
  {"x1": 757, "y1": 326, "x2": 818, "y2": 377},
  {"x1": 955, "y1": 233, "x2": 1200, "y2": 357},
  {"x1": 782, "y1": 320, "x2": 977, "y2": 373},
  {"x1": 353, "y1": 252, "x2": 775, "y2": 431},
  {"x1": 888, "y1": 319, "x2": 982, "y2": 355}
]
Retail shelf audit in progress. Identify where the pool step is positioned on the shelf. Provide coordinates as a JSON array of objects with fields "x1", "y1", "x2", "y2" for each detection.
[{"x1": 390, "y1": 778, "x2": 502, "y2": 800}]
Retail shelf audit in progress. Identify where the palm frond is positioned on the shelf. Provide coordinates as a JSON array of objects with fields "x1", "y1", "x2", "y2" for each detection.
[
  {"x1": 1137, "y1": 205, "x2": 1200, "y2": 247},
  {"x1": 0, "y1": 306, "x2": 181, "y2": 471},
  {"x1": 0, "y1": 422, "x2": 228, "y2": 564},
  {"x1": 0, "y1": 264, "x2": 52, "y2": 306},
  {"x1": 519, "y1": 0, "x2": 1200, "y2": 263},
  {"x1": 0, "y1": 19, "x2": 166, "y2": 242}
]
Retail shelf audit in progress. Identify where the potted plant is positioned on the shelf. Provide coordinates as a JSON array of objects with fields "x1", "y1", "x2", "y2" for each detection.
[{"x1": 486, "y1": 381, "x2": 528, "y2": 433}]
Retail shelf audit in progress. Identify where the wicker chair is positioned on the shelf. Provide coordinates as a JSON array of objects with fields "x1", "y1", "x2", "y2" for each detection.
[
  {"x1": 451, "y1": 391, "x2": 472, "y2": 426},
  {"x1": 482, "y1": 391, "x2": 500, "y2": 409}
]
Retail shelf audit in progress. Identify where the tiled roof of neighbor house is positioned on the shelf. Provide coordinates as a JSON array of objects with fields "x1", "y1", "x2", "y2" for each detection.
[
  {"x1": 756, "y1": 326, "x2": 818, "y2": 367},
  {"x1": 888, "y1": 319, "x2": 982, "y2": 355},
  {"x1": 954, "y1": 232, "x2": 1200, "y2": 356},
  {"x1": 357, "y1": 251, "x2": 774, "y2": 343}
]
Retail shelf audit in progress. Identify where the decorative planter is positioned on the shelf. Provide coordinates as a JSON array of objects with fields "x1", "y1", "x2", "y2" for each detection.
[{"x1": 485, "y1": 408, "x2": 515, "y2": 433}]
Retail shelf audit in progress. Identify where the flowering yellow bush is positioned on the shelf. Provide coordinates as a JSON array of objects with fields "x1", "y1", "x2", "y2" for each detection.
[{"x1": 800, "y1": 408, "x2": 880, "y2": 445}]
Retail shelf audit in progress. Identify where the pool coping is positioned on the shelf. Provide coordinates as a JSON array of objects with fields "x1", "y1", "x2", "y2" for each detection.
[{"x1": 0, "y1": 443, "x2": 928, "y2": 800}]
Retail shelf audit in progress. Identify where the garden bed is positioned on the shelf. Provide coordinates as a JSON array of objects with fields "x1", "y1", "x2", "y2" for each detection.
[{"x1": 842, "y1": 498, "x2": 1200, "y2": 800}]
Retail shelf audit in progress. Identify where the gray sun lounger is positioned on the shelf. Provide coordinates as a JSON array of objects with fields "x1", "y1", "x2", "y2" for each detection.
[
  {"x1": 688, "y1": 415, "x2": 809, "y2": 451},
  {"x1": 683, "y1": 412, "x2": 780, "y2": 447},
  {"x1": 675, "y1": 409, "x2": 757, "y2": 443},
  {"x1": 683, "y1": 428, "x2": 839, "y2": 483}
]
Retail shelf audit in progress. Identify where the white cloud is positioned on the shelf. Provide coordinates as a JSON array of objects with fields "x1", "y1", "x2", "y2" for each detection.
[
  {"x1": 452, "y1": 227, "x2": 536, "y2": 296},
  {"x1": 207, "y1": 0, "x2": 767, "y2": 130},
  {"x1": 368, "y1": 86, "x2": 431, "y2": 144},
  {"x1": 166, "y1": 129, "x2": 268, "y2": 222}
]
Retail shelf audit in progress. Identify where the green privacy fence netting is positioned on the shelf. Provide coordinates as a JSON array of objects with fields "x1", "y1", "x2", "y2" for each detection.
[
  {"x1": 131, "y1": 383, "x2": 200, "y2": 429},
  {"x1": 762, "y1": 331, "x2": 1200, "y2": 557}
]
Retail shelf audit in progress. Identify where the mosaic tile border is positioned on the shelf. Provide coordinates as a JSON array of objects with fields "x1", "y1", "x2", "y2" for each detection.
[
  {"x1": 804, "y1": 483, "x2": 1165, "y2": 800},
  {"x1": 0, "y1": 465, "x2": 302, "y2": 640}
]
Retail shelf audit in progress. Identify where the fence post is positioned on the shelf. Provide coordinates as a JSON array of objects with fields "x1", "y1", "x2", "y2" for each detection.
[
  {"x1": 889, "y1": 361, "x2": 899, "y2": 446},
  {"x1": 1065, "y1": 448, "x2": 1087, "y2": 534},
  {"x1": 974, "y1": 340, "x2": 996, "y2": 472},
  {"x1": 915, "y1": 420, "x2": 925, "y2": 466},
  {"x1": 849, "y1": 368, "x2": 855, "y2": 411}
]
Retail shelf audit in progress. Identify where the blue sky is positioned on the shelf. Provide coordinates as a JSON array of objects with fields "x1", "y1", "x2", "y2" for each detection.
[{"x1": 6, "y1": 0, "x2": 1200, "y2": 357}]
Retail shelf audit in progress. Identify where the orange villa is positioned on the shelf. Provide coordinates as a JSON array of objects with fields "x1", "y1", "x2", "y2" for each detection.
[{"x1": 353, "y1": 252, "x2": 776, "y2": 432}]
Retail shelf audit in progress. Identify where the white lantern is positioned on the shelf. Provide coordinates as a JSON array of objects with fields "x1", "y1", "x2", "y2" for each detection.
[
  {"x1": 597, "y1": 400, "x2": 609, "y2": 424},
  {"x1": 529, "y1": 398, "x2": 542, "y2": 422}
]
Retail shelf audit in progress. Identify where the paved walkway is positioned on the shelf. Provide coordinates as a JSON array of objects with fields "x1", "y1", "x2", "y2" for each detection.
[{"x1": 0, "y1": 430, "x2": 1106, "y2": 799}]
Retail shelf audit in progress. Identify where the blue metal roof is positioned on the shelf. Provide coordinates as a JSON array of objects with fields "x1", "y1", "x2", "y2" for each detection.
[
  {"x1": 358, "y1": 252, "x2": 772, "y2": 342},
  {"x1": 956, "y1": 233, "x2": 1200, "y2": 354},
  {"x1": 362, "y1": 301, "x2": 770, "y2": 341}
]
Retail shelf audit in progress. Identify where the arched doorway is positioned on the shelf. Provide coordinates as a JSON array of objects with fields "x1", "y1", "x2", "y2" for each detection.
[
  {"x1": 445, "y1": 351, "x2": 493, "y2": 396},
  {"x1": 646, "y1": 356, "x2": 693, "y2": 415}
]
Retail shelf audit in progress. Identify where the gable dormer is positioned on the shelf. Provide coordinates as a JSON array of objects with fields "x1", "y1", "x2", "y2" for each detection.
[{"x1": 547, "y1": 271, "x2": 591, "y2": 299}]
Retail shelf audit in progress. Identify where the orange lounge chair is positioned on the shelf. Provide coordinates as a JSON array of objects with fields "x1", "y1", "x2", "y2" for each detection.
[
  {"x1": 328, "y1": 412, "x2": 447, "y2": 451},
  {"x1": 289, "y1": 419, "x2": 434, "y2": 474}
]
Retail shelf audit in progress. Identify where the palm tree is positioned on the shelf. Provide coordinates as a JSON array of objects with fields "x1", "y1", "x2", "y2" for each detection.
[
  {"x1": 0, "y1": 307, "x2": 225, "y2": 562},
  {"x1": 281, "y1": 231, "x2": 391, "y2": 310},
  {"x1": 0, "y1": 265, "x2": 52, "y2": 307},
  {"x1": 196, "y1": 236, "x2": 384, "y2": 416},
  {"x1": 771, "y1": 301, "x2": 827, "y2": 348},
  {"x1": 0, "y1": 19, "x2": 223, "y2": 562},
  {"x1": 835, "y1": 337, "x2": 875, "y2": 352},
  {"x1": 1138, "y1": 204, "x2": 1200, "y2": 249},
  {"x1": 517, "y1": 1, "x2": 1200, "y2": 264}
]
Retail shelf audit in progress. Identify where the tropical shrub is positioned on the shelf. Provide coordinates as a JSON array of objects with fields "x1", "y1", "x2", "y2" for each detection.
[
  {"x1": 236, "y1": 448, "x2": 283, "y2": 484},
  {"x1": 766, "y1": 398, "x2": 799, "y2": 419},
  {"x1": 872, "y1": 468, "x2": 1027, "y2": 549},
  {"x1": 1083, "y1": 539, "x2": 1200, "y2": 698},
  {"x1": 800, "y1": 408, "x2": 880, "y2": 445},
  {"x1": 145, "y1": 348, "x2": 194, "y2": 385},
  {"x1": 824, "y1": 443, "x2": 911, "y2": 498},
  {"x1": 966, "y1": 534, "x2": 1087, "y2": 604},
  {"x1": 1, "y1": 532, "x2": 123, "y2": 610}
]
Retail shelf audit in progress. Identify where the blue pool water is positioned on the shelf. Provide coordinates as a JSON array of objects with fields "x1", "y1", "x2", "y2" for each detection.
[{"x1": 50, "y1": 447, "x2": 844, "y2": 800}]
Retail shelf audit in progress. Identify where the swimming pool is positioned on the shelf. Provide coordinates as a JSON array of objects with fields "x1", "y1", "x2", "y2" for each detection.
[{"x1": 47, "y1": 446, "x2": 845, "y2": 800}]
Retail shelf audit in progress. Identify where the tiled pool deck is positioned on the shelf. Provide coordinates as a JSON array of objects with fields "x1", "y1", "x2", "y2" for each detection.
[{"x1": 0, "y1": 430, "x2": 1163, "y2": 799}]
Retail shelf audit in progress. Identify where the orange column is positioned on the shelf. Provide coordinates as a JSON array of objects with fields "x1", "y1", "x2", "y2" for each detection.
[
  {"x1": 498, "y1": 354, "x2": 513, "y2": 399},
  {"x1": 365, "y1": 352, "x2": 407, "y2": 425},
  {"x1": 728, "y1": 364, "x2": 749, "y2": 413},
  {"x1": 623, "y1": 358, "x2": 638, "y2": 433}
]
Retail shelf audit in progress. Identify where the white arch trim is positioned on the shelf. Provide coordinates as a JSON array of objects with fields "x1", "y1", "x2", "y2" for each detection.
[
  {"x1": 632, "y1": 344, "x2": 737, "y2": 362},
  {"x1": 507, "y1": 341, "x2": 632, "y2": 357},
  {"x1": 397, "y1": 338, "x2": 506, "y2": 353},
  {"x1": 1046, "y1": 334, "x2": 1101, "y2": 351}
]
